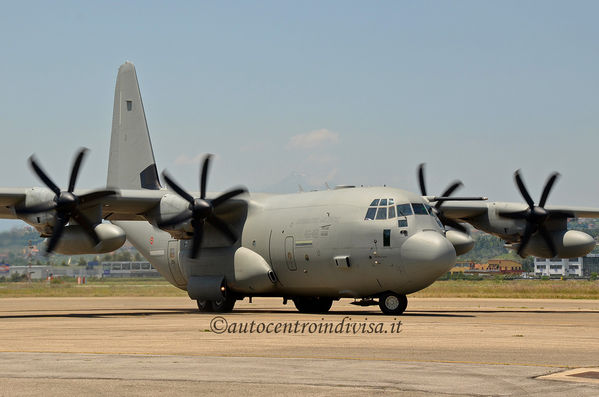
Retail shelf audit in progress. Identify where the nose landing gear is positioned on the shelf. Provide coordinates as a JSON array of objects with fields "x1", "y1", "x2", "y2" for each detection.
[{"x1": 378, "y1": 292, "x2": 408, "y2": 315}]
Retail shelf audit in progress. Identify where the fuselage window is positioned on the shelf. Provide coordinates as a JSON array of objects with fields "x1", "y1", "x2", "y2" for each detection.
[
  {"x1": 398, "y1": 219, "x2": 408, "y2": 228},
  {"x1": 383, "y1": 229, "x2": 391, "y2": 247},
  {"x1": 375, "y1": 207, "x2": 387, "y2": 220},
  {"x1": 388, "y1": 206, "x2": 396, "y2": 218},
  {"x1": 412, "y1": 203, "x2": 428, "y2": 215},
  {"x1": 365, "y1": 207, "x2": 377, "y2": 220},
  {"x1": 380, "y1": 199, "x2": 388, "y2": 206},
  {"x1": 370, "y1": 199, "x2": 380, "y2": 206},
  {"x1": 396, "y1": 204, "x2": 413, "y2": 216}
]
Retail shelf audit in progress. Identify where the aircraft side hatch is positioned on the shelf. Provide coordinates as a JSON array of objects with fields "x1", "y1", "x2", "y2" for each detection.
[{"x1": 167, "y1": 240, "x2": 186, "y2": 286}]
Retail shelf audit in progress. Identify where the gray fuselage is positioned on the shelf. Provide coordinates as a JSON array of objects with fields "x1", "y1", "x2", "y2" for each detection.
[{"x1": 115, "y1": 186, "x2": 456, "y2": 299}]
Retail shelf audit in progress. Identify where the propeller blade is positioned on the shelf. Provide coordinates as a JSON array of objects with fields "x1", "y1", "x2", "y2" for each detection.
[
  {"x1": 417, "y1": 163, "x2": 427, "y2": 196},
  {"x1": 157, "y1": 210, "x2": 193, "y2": 228},
  {"x1": 29, "y1": 156, "x2": 61, "y2": 196},
  {"x1": 15, "y1": 201, "x2": 57, "y2": 215},
  {"x1": 497, "y1": 210, "x2": 529, "y2": 220},
  {"x1": 190, "y1": 222, "x2": 204, "y2": 259},
  {"x1": 211, "y1": 188, "x2": 247, "y2": 208},
  {"x1": 435, "y1": 181, "x2": 463, "y2": 209},
  {"x1": 440, "y1": 216, "x2": 468, "y2": 234},
  {"x1": 200, "y1": 155, "x2": 212, "y2": 200},
  {"x1": 72, "y1": 211, "x2": 100, "y2": 245},
  {"x1": 208, "y1": 215, "x2": 238, "y2": 243},
  {"x1": 538, "y1": 225, "x2": 557, "y2": 258},
  {"x1": 68, "y1": 148, "x2": 88, "y2": 193},
  {"x1": 162, "y1": 171, "x2": 195, "y2": 203},
  {"x1": 514, "y1": 170, "x2": 535, "y2": 209},
  {"x1": 538, "y1": 172, "x2": 560, "y2": 208},
  {"x1": 46, "y1": 216, "x2": 68, "y2": 254},
  {"x1": 517, "y1": 222, "x2": 535, "y2": 257},
  {"x1": 79, "y1": 190, "x2": 117, "y2": 205},
  {"x1": 547, "y1": 210, "x2": 575, "y2": 219}
]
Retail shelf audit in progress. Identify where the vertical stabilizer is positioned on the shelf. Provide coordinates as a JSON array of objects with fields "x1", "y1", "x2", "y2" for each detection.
[{"x1": 107, "y1": 62, "x2": 161, "y2": 190}]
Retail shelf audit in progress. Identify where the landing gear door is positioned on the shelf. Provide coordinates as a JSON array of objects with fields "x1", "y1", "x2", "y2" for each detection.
[
  {"x1": 285, "y1": 236, "x2": 297, "y2": 271},
  {"x1": 167, "y1": 240, "x2": 186, "y2": 286}
]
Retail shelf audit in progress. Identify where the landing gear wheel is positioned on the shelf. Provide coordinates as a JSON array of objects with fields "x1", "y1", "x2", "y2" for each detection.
[
  {"x1": 378, "y1": 293, "x2": 408, "y2": 315},
  {"x1": 211, "y1": 296, "x2": 236, "y2": 313},
  {"x1": 293, "y1": 297, "x2": 333, "y2": 314},
  {"x1": 197, "y1": 300, "x2": 213, "y2": 312}
]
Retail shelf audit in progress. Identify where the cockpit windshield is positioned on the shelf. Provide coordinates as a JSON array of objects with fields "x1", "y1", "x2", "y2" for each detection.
[
  {"x1": 412, "y1": 203, "x2": 428, "y2": 215},
  {"x1": 396, "y1": 204, "x2": 413, "y2": 216},
  {"x1": 364, "y1": 198, "x2": 397, "y2": 220}
]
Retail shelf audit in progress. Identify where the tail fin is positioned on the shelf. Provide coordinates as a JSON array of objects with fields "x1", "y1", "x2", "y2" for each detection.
[{"x1": 107, "y1": 62, "x2": 161, "y2": 190}]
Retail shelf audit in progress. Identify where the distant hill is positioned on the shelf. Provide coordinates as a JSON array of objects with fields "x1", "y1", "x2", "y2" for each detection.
[{"x1": 0, "y1": 227, "x2": 44, "y2": 251}]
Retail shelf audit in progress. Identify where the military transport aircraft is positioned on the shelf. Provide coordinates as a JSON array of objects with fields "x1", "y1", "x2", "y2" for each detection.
[{"x1": 1, "y1": 62, "x2": 598, "y2": 315}]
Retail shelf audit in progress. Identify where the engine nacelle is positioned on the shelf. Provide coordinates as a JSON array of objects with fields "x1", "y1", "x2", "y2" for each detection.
[
  {"x1": 17, "y1": 188, "x2": 56, "y2": 234},
  {"x1": 150, "y1": 193, "x2": 247, "y2": 248},
  {"x1": 151, "y1": 193, "x2": 193, "y2": 238},
  {"x1": 53, "y1": 223, "x2": 126, "y2": 255},
  {"x1": 519, "y1": 230, "x2": 596, "y2": 259},
  {"x1": 445, "y1": 230, "x2": 475, "y2": 256}
]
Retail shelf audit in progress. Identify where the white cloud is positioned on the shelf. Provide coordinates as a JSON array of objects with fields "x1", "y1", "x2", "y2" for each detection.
[{"x1": 287, "y1": 129, "x2": 339, "y2": 149}]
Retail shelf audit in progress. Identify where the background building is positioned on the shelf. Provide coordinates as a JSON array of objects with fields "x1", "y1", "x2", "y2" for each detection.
[{"x1": 534, "y1": 257, "x2": 583, "y2": 277}]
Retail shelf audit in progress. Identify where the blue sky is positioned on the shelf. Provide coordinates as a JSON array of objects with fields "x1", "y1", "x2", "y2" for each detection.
[{"x1": 1, "y1": 1, "x2": 599, "y2": 230}]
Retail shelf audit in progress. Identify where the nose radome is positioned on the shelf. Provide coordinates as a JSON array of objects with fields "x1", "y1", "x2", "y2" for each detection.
[{"x1": 401, "y1": 231, "x2": 456, "y2": 273}]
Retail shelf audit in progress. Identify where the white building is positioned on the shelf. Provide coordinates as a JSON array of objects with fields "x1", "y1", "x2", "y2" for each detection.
[{"x1": 534, "y1": 257, "x2": 583, "y2": 277}]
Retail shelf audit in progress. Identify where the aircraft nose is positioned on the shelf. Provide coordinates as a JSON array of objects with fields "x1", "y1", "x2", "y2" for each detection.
[{"x1": 401, "y1": 231, "x2": 456, "y2": 274}]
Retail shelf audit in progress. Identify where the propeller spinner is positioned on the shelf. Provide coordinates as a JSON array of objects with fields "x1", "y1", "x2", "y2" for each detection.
[
  {"x1": 159, "y1": 155, "x2": 247, "y2": 259},
  {"x1": 16, "y1": 148, "x2": 116, "y2": 254}
]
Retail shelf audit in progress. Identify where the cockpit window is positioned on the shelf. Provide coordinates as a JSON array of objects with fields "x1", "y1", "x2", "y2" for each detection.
[
  {"x1": 364, "y1": 207, "x2": 377, "y2": 220},
  {"x1": 424, "y1": 204, "x2": 433, "y2": 215},
  {"x1": 412, "y1": 203, "x2": 428, "y2": 215},
  {"x1": 365, "y1": 198, "x2": 399, "y2": 220},
  {"x1": 388, "y1": 206, "x2": 396, "y2": 218},
  {"x1": 396, "y1": 204, "x2": 413, "y2": 216}
]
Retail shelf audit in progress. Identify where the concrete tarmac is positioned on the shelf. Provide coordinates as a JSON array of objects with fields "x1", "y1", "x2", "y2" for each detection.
[{"x1": 0, "y1": 297, "x2": 598, "y2": 396}]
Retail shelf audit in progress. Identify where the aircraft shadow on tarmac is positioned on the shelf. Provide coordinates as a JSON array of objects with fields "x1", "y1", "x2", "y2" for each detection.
[
  {"x1": 1, "y1": 308, "x2": 596, "y2": 319},
  {"x1": 0, "y1": 308, "x2": 472, "y2": 319}
]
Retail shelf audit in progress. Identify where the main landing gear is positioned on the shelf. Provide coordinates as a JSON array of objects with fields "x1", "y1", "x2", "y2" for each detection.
[
  {"x1": 293, "y1": 297, "x2": 333, "y2": 314},
  {"x1": 378, "y1": 292, "x2": 408, "y2": 315},
  {"x1": 197, "y1": 295, "x2": 236, "y2": 313}
]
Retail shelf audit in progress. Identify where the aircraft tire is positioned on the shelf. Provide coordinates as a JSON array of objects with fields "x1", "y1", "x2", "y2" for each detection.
[
  {"x1": 210, "y1": 296, "x2": 236, "y2": 313},
  {"x1": 378, "y1": 293, "x2": 407, "y2": 315},
  {"x1": 293, "y1": 297, "x2": 333, "y2": 314},
  {"x1": 197, "y1": 300, "x2": 213, "y2": 312}
]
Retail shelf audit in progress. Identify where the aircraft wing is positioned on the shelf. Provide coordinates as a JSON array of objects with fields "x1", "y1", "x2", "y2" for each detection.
[
  {"x1": 544, "y1": 205, "x2": 599, "y2": 219},
  {"x1": 0, "y1": 187, "x2": 244, "y2": 222},
  {"x1": 436, "y1": 201, "x2": 489, "y2": 220},
  {"x1": 441, "y1": 201, "x2": 599, "y2": 221},
  {"x1": 0, "y1": 187, "x2": 165, "y2": 221},
  {"x1": 100, "y1": 189, "x2": 165, "y2": 221},
  {"x1": 0, "y1": 188, "x2": 29, "y2": 219}
]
